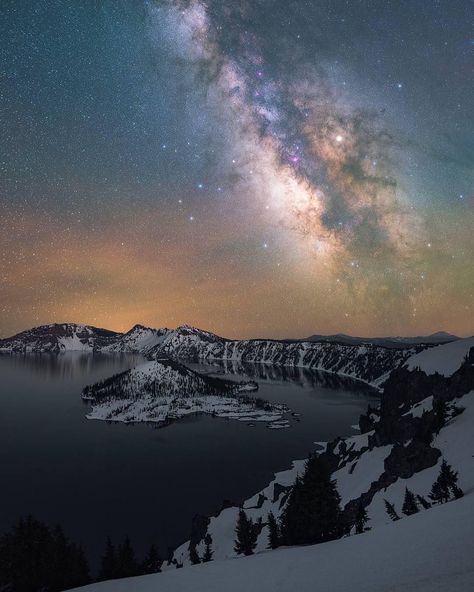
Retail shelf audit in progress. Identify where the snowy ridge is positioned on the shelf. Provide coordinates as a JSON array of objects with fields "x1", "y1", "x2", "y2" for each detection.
[
  {"x1": 152, "y1": 327, "x2": 420, "y2": 388},
  {"x1": 405, "y1": 336, "x2": 474, "y2": 377},
  {"x1": 0, "y1": 323, "x2": 121, "y2": 353},
  {"x1": 102, "y1": 324, "x2": 170, "y2": 354},
  {"x1": 0, "y1": 322, "x2": 425, "y2": 387},
  {"x1": 82, "y1": 358, "x2": 287, "y2": 425}
]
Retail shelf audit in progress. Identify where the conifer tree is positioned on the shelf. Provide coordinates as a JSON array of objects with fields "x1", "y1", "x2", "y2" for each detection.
[
  {"x1": 267, "y1": 511, "x2": 280, "y2": 549},
  {"x1": 416, "y1": 494, "x2": 432, "y2": 510},
  {"x1": 117, "y1": 535, "x2": 139, "y2": 578},
  {"x1": 280, "y1": 453, "x2": 343, "y2": 546},
  {"x1": 429, "y1": 459, "x2": 463, "y2": 504},
  {"x1": 384, "y1": 499, "x2": 400, "y2": 521},
  {"x1": 142, "y1": 544, "x2": 162, "y2": 574},
  {"x1": 433, "y1": 397, "x2": 448, "y2": 433},
  {"x1": 202, "y1": 534, "x2": 213, "y2": 562},
  {"x1": 355, "y1": 504, "x2": 370, "y2": 534},
  {"x1": 402, "y1": 488, "x2": 419, "y2": 516},
  {"x1": 189, "y1": 543, "x2": 201, "y2": 565},
  {"x1": 0, "y1": 516, "x2": 90, "y2": 592},
  {"x1": 98, "y1": 537, "x2": 117, "y2": 581},
  {"x1": 234, "y1": 509, "x2": 258, "y2": 556}
]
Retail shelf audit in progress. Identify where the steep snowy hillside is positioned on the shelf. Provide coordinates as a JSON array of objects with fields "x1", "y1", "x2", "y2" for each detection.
[
  {"x1": 102, "y1": 324, "x2": 169, "y2": 354},
  {"x1": 0, "y1": 323, "x2": 121, "y2": 353},
  {"x1": 406, "y1": 336, "x2": 474, "y2": 376},
  {"x1": 69, "y1": 493, "x2": 474, "y2": 592},
  {"x1": 82, "y1": 358, "x2": 286, "y2": 425},
  {"x1": 168, "y1": 339, "x2": 474, "y2": 567}
]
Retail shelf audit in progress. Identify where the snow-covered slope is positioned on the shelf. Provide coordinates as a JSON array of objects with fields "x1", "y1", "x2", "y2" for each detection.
[
  {"x1": 69, "y1": 491, "x2": 474, "y2": 592},
  {"x1": 168, "y1": 339, "x2": 474, "y2": 567},
  {"x1": 406, "y1": 336, "x2": 474, "y2": 377},
  {"x1": 0, "y1": 323, "x2": 121, "y2": 353},
  {"x1": 82, "y1": 358, "x2": 286, "y2": 425},
  {"x1": 102, "y1": 324, "x2": 169, "y2": 354}
]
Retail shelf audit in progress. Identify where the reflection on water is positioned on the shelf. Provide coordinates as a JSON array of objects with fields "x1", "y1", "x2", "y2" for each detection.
[
  {"x1": 1, "y1": 352, "x2": 145, "y2": 381},
  {"x1": 186, "y1": 358, "x2": 377, "y2": 393},
  {"x1": 0, "y1": 353, "x2": 377, "y2": 571}
]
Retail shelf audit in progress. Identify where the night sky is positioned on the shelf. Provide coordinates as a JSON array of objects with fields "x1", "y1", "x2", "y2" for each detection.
[{"x1": 1, "y1": 0, "x2": 473, "y2": 339}]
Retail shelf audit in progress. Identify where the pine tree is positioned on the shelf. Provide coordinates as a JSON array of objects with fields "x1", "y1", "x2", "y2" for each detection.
[
  {"x1": 416, "y1": 494, "x2": 431, "y2": 510},
  {"x1": 234, "y1": 509, "x2": 258, "y2": 556},
  {"x1": 117, "y1": 535, "x2": 139, "y2": 578},
  {"x1": 384, "y1": 499, "x2": 400, "y2": 521},
  {"x1": 432, "y1": 397, "x2": 448, "y2": 432},
  {"x1": 0, "y1": 516, "x2": 90, "y2": 592},
  {"x1": 354, "y1": 504, "x2": 370, "y2": 534},
  {"x1": 98, "y1": 537, "x2": 117, "y2": 581},
  {"x1": 402, "y1": 488, "x2": 419, "y2": 516},
  {"x1": 189, "y1": 543, "x2": 201, "y2": 565},
  {"x1": 267, "y1": 511, "x2": 280, "y2": 549},
  {"x1": 429, "y1": 459, "x2": 463, "y2": 504},
  {"x1": 280, "y1": 453, "x2": 343, "y2": 546},
  {"x1": 142, "y1": 544, "x2": 162, "y2": 574},
  {"x1": 202, "y1": 534, "x2": 213, "y2": 562}
]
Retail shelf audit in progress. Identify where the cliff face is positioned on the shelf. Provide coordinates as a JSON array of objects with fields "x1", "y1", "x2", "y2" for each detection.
[{"x1": 151, "y1": 327, "x2": 420, "y2": 388}]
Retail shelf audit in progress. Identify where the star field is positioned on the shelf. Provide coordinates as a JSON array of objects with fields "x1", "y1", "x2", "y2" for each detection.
[{"x1": 0, "y1": 0, "x2": 473, "y2": 338}]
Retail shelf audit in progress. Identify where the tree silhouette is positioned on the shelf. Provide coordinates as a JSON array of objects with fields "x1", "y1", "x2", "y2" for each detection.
[
  {"x1": 202, "y1": 534, "x2": 213, "y2": 562},
  {"x1": 234, "y1": 509, "x2": 258, "y2": 556},
  {"x1": 280, "y1": 453, "x2": 343, "y2": 546},
  {"x1": 267, "y1": 511, "x2": 280, "y2": 549},
  {"x1": 402, "y1": 488, "x2": 419, "y2": 516}
]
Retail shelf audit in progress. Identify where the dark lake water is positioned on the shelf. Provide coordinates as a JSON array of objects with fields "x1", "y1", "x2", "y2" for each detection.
[{"x1": 0, "y1": 353, "x2": 377, "y2": 571}]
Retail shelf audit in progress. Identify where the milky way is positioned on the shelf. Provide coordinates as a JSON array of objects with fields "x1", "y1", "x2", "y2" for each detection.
[{"x1": 0, "y1": 0, "x2": 472, "y2": 338}]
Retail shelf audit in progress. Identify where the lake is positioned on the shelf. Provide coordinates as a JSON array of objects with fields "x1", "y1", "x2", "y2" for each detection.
[{"x1": 0, "y1": 353, "x2": 377, "y2": 571}]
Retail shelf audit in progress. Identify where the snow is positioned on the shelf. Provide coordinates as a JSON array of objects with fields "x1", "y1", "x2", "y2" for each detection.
[
  {"x1": 333, "y1": 445, "x2": 392, "y2": 505},
  {"x1": 69, "y1": 492, "x2": 474, "y2": 592},
  {"x1": 403, "y1": 395, "x2": 433, "y2": 418},
  {"x1": 83, "y1": 360, "x2": 287, "y2": 426},
  {"x1": 364, "y1": 391, "x2": 474, "y2": 527},
  {"x1": 406, "y1": 337, "x2": 474, "y2": 377}
]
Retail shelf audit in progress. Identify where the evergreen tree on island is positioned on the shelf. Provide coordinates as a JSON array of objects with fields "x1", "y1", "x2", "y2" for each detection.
[
  {"x1": 402, "y1": 488, "x2": 419, "y2": 516},
  {"x1": 234, "y1": 509, "x2": 258, "y2": 556},
  {"x1": 280, "y1": 452, "x2": 343, "y2": 546}
]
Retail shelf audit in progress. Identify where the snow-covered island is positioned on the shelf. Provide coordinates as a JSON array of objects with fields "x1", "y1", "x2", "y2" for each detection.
[{"x1": 82, "y1": 358, "x2": 288, "y2": 426}]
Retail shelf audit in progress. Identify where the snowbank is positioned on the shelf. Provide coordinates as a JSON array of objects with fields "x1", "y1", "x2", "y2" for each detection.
[
  {"x1": 69, "y1": 492, "x2": 474, "y2": 592},
  {"x1": 406, "y1": 336, "x2": 474, "y2": 377}
]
